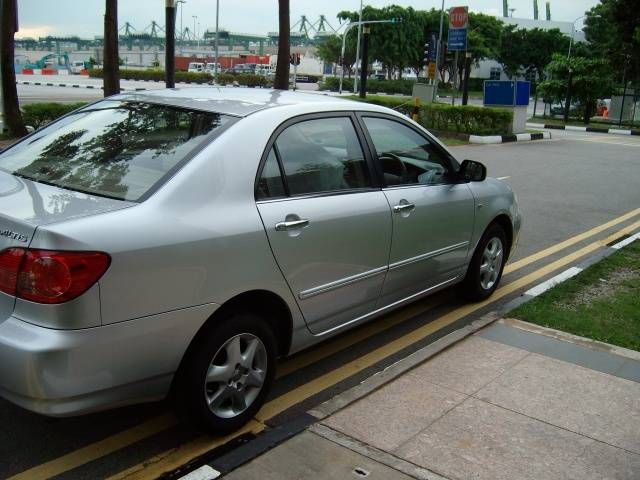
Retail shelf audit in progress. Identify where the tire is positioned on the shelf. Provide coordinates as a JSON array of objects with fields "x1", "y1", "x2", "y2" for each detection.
[
  {"x1": 462, "y1": 223, "x2": 508, "y2": 302},
  {"x1": 174, "y1": 312, "x2": 277, "y2": 434}
]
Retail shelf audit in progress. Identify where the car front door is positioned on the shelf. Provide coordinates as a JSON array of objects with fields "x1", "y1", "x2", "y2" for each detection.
[
  {"x1": 359, "y1": 114, "x2": 475, "y2": 307},
  {"x1": 256, "y1": 114, "x2": 392, "y2": 335}
]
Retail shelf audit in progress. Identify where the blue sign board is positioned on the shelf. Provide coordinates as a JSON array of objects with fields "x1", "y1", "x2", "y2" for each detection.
[
  {"x1": 515, "y1": 81, "x2": 531, "y2": 106},
  {"x1": 448, "y1": 28, "x2": 468, "y2": 51},
  {"x1": 484, "y1": 80, "x2": 531, "y2": 106}
]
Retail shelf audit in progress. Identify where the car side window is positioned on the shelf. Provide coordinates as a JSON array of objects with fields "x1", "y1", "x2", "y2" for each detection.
[
  {"x1": 274, "y1": 117, "x2": 371, "y2": 196},
  {"x1": 363, "y1": 117, "x2": 453, "y2": 187},
  {"x1": 257, "y1": 148, "x2": 286, "y2": 199}
]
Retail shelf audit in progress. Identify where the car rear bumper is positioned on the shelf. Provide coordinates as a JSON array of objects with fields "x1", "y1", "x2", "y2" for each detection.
[{"x1": 0, "y1": 303, "x2": 218, "y2": 417}]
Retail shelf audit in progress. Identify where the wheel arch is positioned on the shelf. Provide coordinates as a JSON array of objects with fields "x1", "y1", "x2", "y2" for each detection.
[{"x1": 490, "y1": 213, "x2": 514, "y2": 260}]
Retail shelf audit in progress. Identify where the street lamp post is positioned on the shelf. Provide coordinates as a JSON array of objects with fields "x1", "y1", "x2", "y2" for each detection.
[
  {"x1": 214, "y1": 0, "x2": 220, "y2": 77},
  {"x1": 176, "y1": 0, "x2": 186, "y2": 50},
  {"x1": 564, "y1": 14, "x2": 589, "y2": 123},
  {"x1": 434, "y1": 0, "x2": 445, "y2": 102},
  {"x1": 192, "y1": 15, "x2": 198, "y2": 50}
]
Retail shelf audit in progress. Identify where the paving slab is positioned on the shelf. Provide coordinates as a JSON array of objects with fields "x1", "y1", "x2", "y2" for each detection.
[
  {"x1": 394, "y1": 397, "x2": 639, "y2": 480},
  {"x1": 224, "y1": 430, "x2": 416, "y2": 480},
  {"x1": 323, "y1": 371, "x2": 467, "y2": 451},
  {"x1": 402, "y1": 335, "x2": 530, "y2": 395},
  {"x1": 475, "y1": 352, "x2": 640, "y2": 454}
]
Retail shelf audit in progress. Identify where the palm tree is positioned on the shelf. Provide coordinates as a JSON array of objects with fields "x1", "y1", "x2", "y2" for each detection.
[
  {"x1": 103, "y1": 0, "x2": 120, "y2": 96},
  {"x1": 273, "y1": 0, "x2": 290, "y2": 90},
  {"x1": 0, "y1": 0, "x2": 27, "y2": 136}
]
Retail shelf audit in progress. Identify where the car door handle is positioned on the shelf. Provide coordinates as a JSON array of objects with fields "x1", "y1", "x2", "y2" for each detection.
[
  {"x1": 275, "y1": 219, "x2": 310, "y2": 231},
  {"x1": 392, "y1": 203, "x2": 416, "y2": 213}
]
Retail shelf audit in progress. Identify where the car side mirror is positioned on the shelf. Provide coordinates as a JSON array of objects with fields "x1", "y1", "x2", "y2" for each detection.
[{"x1": 458, "y1": 159, "x2": 487, "y2": 183}]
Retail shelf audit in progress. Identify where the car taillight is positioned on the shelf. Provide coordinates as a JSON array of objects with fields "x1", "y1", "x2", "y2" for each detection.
[{"x1": 0, "y1": 248, "x2": 110, "y2": 304}]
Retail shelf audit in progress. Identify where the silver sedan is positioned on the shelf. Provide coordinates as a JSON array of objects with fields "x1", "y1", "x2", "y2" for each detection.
[{"x1": 0, "y1": 89, "x2": 520, "y2": 433}]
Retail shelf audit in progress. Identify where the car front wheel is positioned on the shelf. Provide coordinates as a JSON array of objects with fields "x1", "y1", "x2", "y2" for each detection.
[
  {"x1": 175, "y1": 313, "x2": 276, "y2": 434},
  {"x1": 462, "y1": 224, "x2": 507, "y2": 302}
]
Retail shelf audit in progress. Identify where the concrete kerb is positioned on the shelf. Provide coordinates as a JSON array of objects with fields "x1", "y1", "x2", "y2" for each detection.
[
  {"x1": 469, "y1": 131, "x2": 551, "y2": 144},
  {"x1": 527, "y1": 122, "x2": 640, "y2": 136}
]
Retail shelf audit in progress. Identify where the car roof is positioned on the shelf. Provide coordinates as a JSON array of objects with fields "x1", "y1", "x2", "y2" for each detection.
[{"x1": 112, "y1": 87, "x2": 391, "y2": 117}]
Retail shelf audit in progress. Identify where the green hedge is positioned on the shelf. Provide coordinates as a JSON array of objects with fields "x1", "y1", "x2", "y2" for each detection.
[
  {"x1": 89, "y1": 68, "x2": 272, "y2": 88},
  {"x1": 22, "y1": 102, "x2": 87, "y2": 129},
  {"x1": 216, "y1": 73, "x2": 270, "y2": 88},
  {"x1": 89, "y1": 68, "x2": 213, "y2": 84},
  {"x1": 349, "y1": 95, "x2": 512, "y2": 135},
  {"x1": 320, "y1": 77, "x2": 416, "y2": 95}
]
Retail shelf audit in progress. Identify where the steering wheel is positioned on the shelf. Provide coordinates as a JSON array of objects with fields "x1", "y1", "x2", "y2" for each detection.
[{"x1": 380, "y1": 152, "x2": 410, "y2": 184}]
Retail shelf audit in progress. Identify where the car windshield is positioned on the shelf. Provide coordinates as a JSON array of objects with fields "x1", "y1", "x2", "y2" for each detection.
[{"x1": 0, "y1": 101, "x2": 232, "y2": 201}]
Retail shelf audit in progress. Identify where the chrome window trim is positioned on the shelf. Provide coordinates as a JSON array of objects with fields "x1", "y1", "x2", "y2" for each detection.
[
  {"x1": 388, "y1": 241, "x2": 469, "y2": 271},
  {"x1": 312, "y1": 276, "x2": 459, "y2": 337},
  {"x1": 298, "y1": 265, "x2": 387, "y2": 300}
]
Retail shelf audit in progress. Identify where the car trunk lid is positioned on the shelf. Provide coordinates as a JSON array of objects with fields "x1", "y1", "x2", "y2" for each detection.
[{"x1": 0, "y1": 170, "x2": 133, "y2": 320}]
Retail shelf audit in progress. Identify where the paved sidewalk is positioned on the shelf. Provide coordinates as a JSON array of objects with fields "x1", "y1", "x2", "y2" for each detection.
[{"x1": 226, "y1": 319, "x2": 640, "y2": 480}]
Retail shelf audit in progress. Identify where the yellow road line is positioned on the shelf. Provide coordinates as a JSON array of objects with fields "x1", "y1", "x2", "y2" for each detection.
[
  {"x1": 10, "y1": 209, "x2": 640, "y2": 480},
  {"x1": 276, "y1": 296, "x2": 442, "y2": 379},
  {"x1": 504, "y1": 208, "x2": 640, "y2": 274},
  {"x1": 7, "y1": 414, "x2": 177, "y2": 480},
  {"x1": 106, "y1": 421, "x2": 265, "y2": 480},
  {"x1": 108, "y1": 222, "x2": 639, "y2": 480}
]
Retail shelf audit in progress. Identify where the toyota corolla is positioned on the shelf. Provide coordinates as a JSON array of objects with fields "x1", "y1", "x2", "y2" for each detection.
[{"x1": 0, "y1": 89, "x2": 520, "y2": 433}]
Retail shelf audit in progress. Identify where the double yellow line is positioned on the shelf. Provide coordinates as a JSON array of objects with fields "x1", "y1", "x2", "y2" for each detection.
[{"x1": 9, "y1": 208, "x2": 640, "y2": 480}]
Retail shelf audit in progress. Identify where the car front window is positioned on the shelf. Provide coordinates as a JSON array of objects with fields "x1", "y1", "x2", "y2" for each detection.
[{"x1": 0, "y1": 101, "x2": 232, "y2": 201}]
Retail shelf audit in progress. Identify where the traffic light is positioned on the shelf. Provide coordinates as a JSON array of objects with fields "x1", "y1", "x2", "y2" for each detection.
[
  {"x1": 289, "y1": 53, "x2": 301, "y2": 66},
  {"x1": 423, "y1": 43, "x2": 431, "y2": 65}
]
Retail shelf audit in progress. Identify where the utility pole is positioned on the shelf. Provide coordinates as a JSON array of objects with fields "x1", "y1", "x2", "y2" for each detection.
[
  {"x1": 214, "y1": 0, "x2": 220, "y2": 77},
  {"x1": 359, "y1": 27, "x2": 370, "y2": 99},
  {"x1": 165, "y1": 0, "x2": 176, "y2": 88},
  {"x1": 353, "y1": 0, "x2": 363, "y2": 94}
]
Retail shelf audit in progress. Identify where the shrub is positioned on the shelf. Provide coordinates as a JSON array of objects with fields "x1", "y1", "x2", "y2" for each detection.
[
  {"x1": 419, "y1": 104, "x2": 512, "y2": 135},
  {"x1": 88, "y1": 68, "x2": 213, "y2": 84},
  {"x1": 349, "y1": 96, "x2": 513, "y2": 135},
  {"x1": 22, "y1": 102, "x2": 88, "y2": 129},
  {"x1": 319, "y1": 76, "x2": 353, "y2": 92}
]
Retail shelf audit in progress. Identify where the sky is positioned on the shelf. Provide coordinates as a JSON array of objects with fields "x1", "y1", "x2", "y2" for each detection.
[{"x1": 16, "y1": 0, "x2": 600, "y2": 39}]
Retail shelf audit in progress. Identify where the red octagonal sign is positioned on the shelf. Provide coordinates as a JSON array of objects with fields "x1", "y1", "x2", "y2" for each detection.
[{"x1": 449, "y1": 6, "x2": 468, "y2": 29}]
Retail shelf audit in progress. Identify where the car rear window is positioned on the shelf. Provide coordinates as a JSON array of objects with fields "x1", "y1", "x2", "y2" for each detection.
[{"x1": 0, "y1": 101, "x2": 232, "y2": 201}]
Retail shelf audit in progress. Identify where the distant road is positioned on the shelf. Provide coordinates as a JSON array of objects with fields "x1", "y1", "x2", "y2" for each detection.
[{"x1": 16, "y1": 74, "x2": 319, "y2": 105}]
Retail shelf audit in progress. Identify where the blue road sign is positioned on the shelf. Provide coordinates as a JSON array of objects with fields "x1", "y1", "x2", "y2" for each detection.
[
  {"x1": 516, "y1": 81, "x2": 531, "y2": 106},
  {"x1": 484, "y1": 80, "x2": 531, "y2": 106},
  {"x1": 448, "y1": 28, "x2": 468, "y2": 51}
]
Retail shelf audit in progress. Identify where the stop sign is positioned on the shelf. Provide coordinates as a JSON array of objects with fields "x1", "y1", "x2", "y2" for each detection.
[{"x1": 449, "y1": 6, "x2": 468, "y2": 29}]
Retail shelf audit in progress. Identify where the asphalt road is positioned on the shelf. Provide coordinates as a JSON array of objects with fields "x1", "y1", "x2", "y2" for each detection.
[
  {"x1": 1, "y1": 123, "x2": 639, "y2": 479},
  {"x1": 16, "y1": 74, "x2": 317, "y2": 105}
]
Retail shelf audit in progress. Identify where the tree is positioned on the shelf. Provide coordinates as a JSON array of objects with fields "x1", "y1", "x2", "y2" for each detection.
[
  {"x1": 584, "y1": 0, "x2": 640, "y2": 84},
  {"x1": 274, "y1": 0, "x2": 290, "y2": 90},
  {"x1": 538, "y1": 54, "x2": 613, "y2": 123},
  {"x1": 0, "y1": 0, "x2": 27, "y2": 137},
  {"x1": 316, "y1": 35, "x2": 356, "y2": 76},
  {"x1": 103, "y1": 0, "x2": 120, "y2": 96}
]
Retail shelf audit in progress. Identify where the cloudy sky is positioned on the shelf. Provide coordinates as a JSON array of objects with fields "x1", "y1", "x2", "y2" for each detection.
[{"x1": 16, "y1": 0, "x2": 600, "y2": 39}]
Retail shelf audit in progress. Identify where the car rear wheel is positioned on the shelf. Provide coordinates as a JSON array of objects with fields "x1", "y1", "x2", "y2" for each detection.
[
  {"x1": 175, "y1": 313, "x2": 276, "y2": 434},
  {"x1": 462, "y1": 224, "x2": 507, "y2": 302}
]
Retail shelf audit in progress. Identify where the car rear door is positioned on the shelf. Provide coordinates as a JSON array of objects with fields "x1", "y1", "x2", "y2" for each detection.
[
  {"x1": 358, "y1": 114, "x2": 475, "y2": 307},
  {"x1": 256, "y1": 113, "x2": 392, "y2": 335}
]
